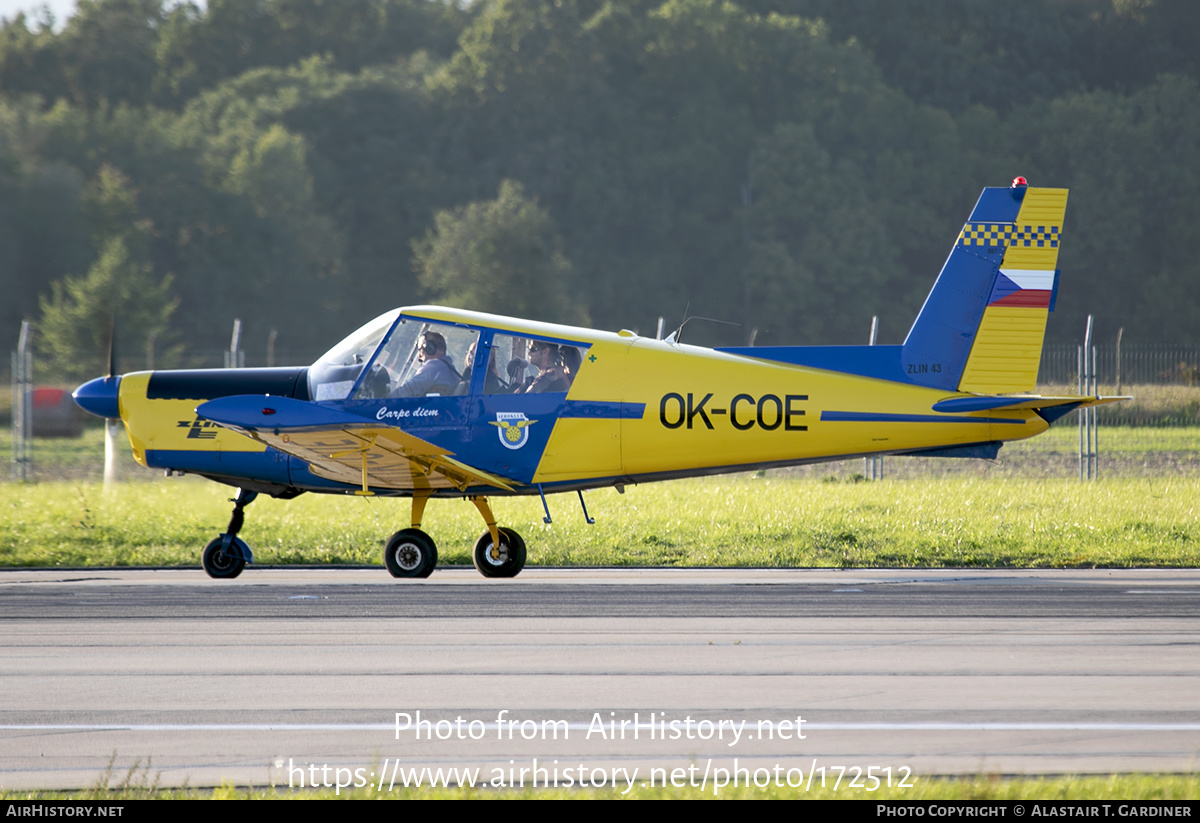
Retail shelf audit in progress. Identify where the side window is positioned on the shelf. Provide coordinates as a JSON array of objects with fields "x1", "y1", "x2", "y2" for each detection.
[
  {"x1": 353, "y1": 319, "x2": 479, "y2": 399},
  {"x1": 485, "y1": 334, "x2": 585, "y2": 395}
]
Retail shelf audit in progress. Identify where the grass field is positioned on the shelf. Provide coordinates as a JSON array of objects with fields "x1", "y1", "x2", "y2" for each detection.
[
  {"x1": 3, "y1": 471, "x2": 1197, "y2": 569},
  {"x1": 1, "y1": 420, "x2": 1197, "y2": 568}
]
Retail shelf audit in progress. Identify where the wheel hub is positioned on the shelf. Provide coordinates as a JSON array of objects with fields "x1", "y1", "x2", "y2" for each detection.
[{"x1": 396, "y1": 544, "x2": 421, "y2": 570}]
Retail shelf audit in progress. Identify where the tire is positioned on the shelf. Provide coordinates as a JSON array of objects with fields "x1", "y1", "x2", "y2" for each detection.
[
  {"x1": 472, "y1": 527, "x2": 526, "y2": 578},
  {"x1": 384, "y1": 528, "x2": 438, "y2": 578},
  {"x1": 202, "y1": 536, "x2": 246, "y2": 579}
]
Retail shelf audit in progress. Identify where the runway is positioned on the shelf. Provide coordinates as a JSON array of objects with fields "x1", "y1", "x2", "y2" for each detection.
[{"x1": 2, "y1": 567, "x2": 1199, "y2": 792}]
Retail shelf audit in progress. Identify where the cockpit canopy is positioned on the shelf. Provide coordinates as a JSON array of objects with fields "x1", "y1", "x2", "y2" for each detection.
[{"x1": 307, "y1": 310, "x2": 587, "y2": 402}]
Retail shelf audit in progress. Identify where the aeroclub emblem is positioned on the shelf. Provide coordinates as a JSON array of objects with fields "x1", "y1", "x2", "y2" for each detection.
[{"x1": 491, "y1": 412, "x2": 536, "y2": 450}]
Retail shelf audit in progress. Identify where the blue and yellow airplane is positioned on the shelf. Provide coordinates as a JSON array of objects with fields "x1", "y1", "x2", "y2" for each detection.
[{"x1": 74, "y1": 178, "x2": 1121, "y2": 580}]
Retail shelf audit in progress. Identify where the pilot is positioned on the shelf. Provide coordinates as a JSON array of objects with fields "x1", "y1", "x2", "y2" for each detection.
[
  {"x1": 394, "y1": 331, "x2": 462, "y2": 397},
  {"x1": 514, "y1": 341, "x2": 570, "y2": 394}
]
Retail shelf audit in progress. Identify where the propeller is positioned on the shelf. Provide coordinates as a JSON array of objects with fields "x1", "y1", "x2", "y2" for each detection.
[{"x1": 73, "y1": 312, "x2": 121, "y2": 419}]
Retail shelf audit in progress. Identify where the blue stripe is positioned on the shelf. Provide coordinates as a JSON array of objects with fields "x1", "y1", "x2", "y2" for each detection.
[
  {"x1": 145, "y1": 449, "x2": 293, "y2": 482},
  {"x1": 560, "y1": 400, "x2": 646, "y2": 419},
  {"x1": 716, "y1": 345, "x2": 906, "y2": 383},
  {"x1": 932, "y1": 396, "x2": 1028, "y2": 413},
  {"x1": 821, "y1": 411, "x2": 1026, "y2": 425}
]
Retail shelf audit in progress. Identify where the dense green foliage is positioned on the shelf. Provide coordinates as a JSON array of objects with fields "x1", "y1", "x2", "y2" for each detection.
[{"x1": 2, "y1": 0, "x2": 1198, "y2": 374}]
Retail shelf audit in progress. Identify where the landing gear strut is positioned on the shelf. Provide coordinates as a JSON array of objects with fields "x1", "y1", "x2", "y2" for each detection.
[
  {"x1": 379, "y1": 493, "x2": 526, "y2": 580},
  {"x1": 202, "y1": 489, "x2": 257, "y2": 579}
]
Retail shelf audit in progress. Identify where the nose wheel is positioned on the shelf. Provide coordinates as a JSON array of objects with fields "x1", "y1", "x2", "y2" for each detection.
[
  {"x1": 202, "y1": 536, "x2": 249, "y2": 578},
  {"x1": 472, "y1": 527, "x2": 526, "y2": 578},
  {"x1": 202, "y1": 489, "x2": 256, "y2": 579}
]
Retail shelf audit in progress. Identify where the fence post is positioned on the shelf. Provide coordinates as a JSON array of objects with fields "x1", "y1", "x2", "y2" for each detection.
[
  {"x1": 1090, "y1": 343, "x2": 1098, "y2": 479},
  {"x1": 1077, "y1": 344, "x2": 1084, "y2": 480},
  {"x1": 224, "y1": 318, "x2": 244, "y2": 368},
  {"x1": 864, "y1": 316, "x2": 882, "y2": 481},
  {"x1": 1078, "y1": 316, "x2": 1096, "y2": 480},
  {"x1": 1115, "y1": 328, "x2": 1123, "y2": 394},
  {"x1": 11, "y1": 320, "x2": 32, "y2": 481}
]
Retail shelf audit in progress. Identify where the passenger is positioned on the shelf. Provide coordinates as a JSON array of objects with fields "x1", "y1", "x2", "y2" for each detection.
[
  {"x1": 514, "y1": 341, "x2": 570, "y2": 394},
  {"x1": 394, "y1": 331, "x2": 461, "y2": 397},
  {"x1": 466, "y1": 341, "x2": 508, "y2": 394},
  {"x1": 560, "y1": 346, "x2": 582, "y2": 385}
]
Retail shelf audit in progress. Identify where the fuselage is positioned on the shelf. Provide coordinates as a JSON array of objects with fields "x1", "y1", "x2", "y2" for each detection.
[{"x1": 92, "y1": 305, "x2": 1047, "y2": 498}]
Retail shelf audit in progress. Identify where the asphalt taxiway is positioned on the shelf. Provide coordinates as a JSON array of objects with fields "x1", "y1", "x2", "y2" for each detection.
[{"x1": 2, "y1": 567, "x2": 1198, "y2": 791}]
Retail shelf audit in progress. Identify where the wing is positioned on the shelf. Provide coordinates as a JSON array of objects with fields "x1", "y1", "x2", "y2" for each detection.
[{"x1": 197, "y1": 395, "x2": 515, "y2": 493}]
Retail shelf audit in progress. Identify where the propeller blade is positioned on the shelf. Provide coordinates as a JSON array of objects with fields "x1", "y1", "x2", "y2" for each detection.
[{"x1": 106, "y1": 314, "x2": 117, "y2": 378}]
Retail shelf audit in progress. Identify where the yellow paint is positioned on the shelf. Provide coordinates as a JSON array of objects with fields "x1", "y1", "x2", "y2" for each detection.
[
  {"x1": 535, "y1": 339, "x2": 630, "y2": 481},
  {"x1": 117, "y1": 372, "x2": 266, "y2": 466},
  {"x1": 406, "y1": 311, "x2": 1053, "y2": 480},
  {"x1": 603, "y1": 338, "x2": 1044, "y2": 477},
  {"x1": 1002, "y1": 187, "x2": 1067, "y2": 270},
  {"x1": 959, "y1": 306, "x2": 1049, "y2": 393},
  {"x1": 535, "y1": 418, "x2": 621, "y2": 480}
]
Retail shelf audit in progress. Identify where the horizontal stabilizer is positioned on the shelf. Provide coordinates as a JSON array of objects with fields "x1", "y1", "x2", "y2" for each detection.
[
  {"x1": 932, "y1": 395, "x2": 1130, "y2": 413},
  {"x1": 903, "y1": 442, "x2": 1003, "y2": 460}
]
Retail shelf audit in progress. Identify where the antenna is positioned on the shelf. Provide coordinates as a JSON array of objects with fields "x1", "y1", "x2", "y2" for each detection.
[{"x1": 666, "y1": 303, "x2": 740, "y2": 345}]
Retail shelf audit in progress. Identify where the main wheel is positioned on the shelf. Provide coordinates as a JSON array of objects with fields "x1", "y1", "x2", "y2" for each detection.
[
  {"x1": 384, "y1": 528, "x2": 438, "y2": 578},
  {"x1": 202, "y1": 536, "x2": 246, "y2": 579},
  {"x1": 472, "y1": 527, "x2": 526, "y2": 578}
]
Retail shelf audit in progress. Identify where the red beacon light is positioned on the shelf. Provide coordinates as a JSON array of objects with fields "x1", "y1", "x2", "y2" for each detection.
[{"x1": 1011, "y1": 176, "x2": 1028, "y2": 187}]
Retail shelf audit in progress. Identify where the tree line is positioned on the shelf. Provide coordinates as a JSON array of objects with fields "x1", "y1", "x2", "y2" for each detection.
[{"x1": 2, "y1": 0, "x2": 1198, "y2": 380}]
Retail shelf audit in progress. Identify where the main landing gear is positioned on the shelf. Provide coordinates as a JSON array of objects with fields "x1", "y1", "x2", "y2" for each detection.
[
  {"x1": 381, "y1": 492, "x2": 526, "y2": 580},
  {"x1": 472, "y1": 527, "x2": 526, "y2": 578},
  {"x1": 383, "y1": 528, "x2": 437, "y2": 578},
  {"x1": 200, "y1": 488, "x2": 527, "y2": 580},
  {"x1": 201, "y1": 489, "x2": 257, "y2": 579}
]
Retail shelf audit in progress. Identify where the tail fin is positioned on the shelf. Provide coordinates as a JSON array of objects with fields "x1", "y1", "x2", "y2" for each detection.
[{"x1": 902, "y1": 180, "x2": 1067, "y2": 393}]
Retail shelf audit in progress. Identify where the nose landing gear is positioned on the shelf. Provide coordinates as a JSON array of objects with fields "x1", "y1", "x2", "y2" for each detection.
[{"x1": 201, "y1": 489, "x2": 257, "y2": 579}]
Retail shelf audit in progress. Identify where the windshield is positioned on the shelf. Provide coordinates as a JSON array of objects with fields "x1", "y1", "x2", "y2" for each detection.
[
  {"x1": 352, "y1": 317, "x2": 479, "y2": 399},
  {"x1": 307, "y1": 309, "x2": 400, "y2": 401}
]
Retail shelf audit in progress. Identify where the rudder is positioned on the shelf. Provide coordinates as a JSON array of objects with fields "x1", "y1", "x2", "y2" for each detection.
[{"x1": 902, "y1": 179, "x2": 1066, "y2": 393}]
